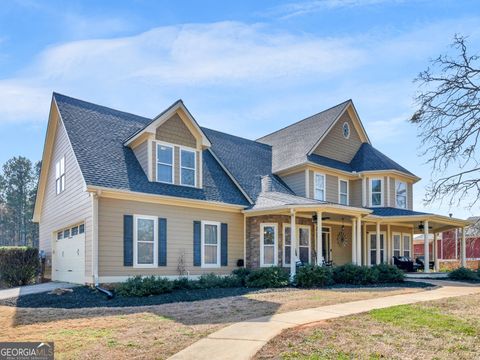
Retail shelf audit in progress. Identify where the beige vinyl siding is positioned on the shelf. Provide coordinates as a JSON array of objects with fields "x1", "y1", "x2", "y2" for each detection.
[
  {"x1": 281, "y1": 171, "x2": 306, "y2": 197},
  {"x1": 132, "y1": 140, "x2": 149, "y2": 178},
  {"x1": 309, "y1": 170, "x2": 314, "y2": 199},
  {"x1": 156, "y1": 113, "x2": 196, "y2": 148},
  {"x1": 98, "y1": 198, "x2": 244, "y2": 276},
  {"x1": 312, "y1": 111, "x2": 363, "y2": 163},
  {"x1": 329, "y1": 224, "x2": 353, "y2": 265},
  {"x1": 325, "y1": 174, "x2": 338, "y2": 203},
  {"x1": 349, "y1": 179, "x2": 362, "y2": 207},
  {"x1": 389, "y1": 177, "x2": 395, "y2": 207},
  {"x1": 384, "y1": 176, "x2": 388, "y2": 206},
  {"x1": 39, "y1": 112, "x2": 92, "y2": 280},
  {"x1": 174, "y1": 146, "x2": 180, "y2": 184}
]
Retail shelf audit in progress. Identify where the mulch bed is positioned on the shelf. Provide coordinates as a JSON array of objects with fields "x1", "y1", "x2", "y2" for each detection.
[{"x1": 0, "y1": 281, "x2": 434, "y2": 309}]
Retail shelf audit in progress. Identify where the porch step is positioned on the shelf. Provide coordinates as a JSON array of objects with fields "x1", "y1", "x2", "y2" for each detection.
[{"x1": 405, "y1": 272, "x2": 448, "y2": 279}]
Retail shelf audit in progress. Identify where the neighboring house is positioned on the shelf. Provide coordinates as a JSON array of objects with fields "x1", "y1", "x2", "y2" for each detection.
[
  {"x1": 33, "y1": 94, "x2": 470, "y2": 284},
  {"x1": 414, "y1": 217, "x2": 480, "y2": 260}
]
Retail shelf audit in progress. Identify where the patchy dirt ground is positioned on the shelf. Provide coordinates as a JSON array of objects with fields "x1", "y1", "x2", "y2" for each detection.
[
  {"x1": 0, "y1": 286, "x2": 425, "y2": 359},
  {"x1": 255, "y1": 293, "x2": 480, "y2": 360}
]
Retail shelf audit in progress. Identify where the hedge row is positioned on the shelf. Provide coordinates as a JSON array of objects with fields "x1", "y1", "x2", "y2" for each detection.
[
  {"x1": 296, "y1": 263, "x2": 405, "y2": 287},
  {"x1": 448, "y1": 267, "x2": 480, "y2": 282},
  {"x1": 0, "y1": 247, "x2": 39, "y2": 287},
  {"x1": 116, "y1": 264, "x2": 404, "y2": 297}
]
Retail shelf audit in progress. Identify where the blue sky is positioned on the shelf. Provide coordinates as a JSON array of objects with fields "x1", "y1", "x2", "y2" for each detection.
[{"x1": 1, "y1": 0, "x2": 479, "y2": 218}]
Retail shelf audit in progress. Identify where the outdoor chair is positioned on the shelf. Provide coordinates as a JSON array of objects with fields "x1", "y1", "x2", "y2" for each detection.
[
  {"x1": 415, "y1": 256, "x2": 434, "y2": 271},
  {"x1": 393, "y1": 256, "x2": 419, "y2": 272}
]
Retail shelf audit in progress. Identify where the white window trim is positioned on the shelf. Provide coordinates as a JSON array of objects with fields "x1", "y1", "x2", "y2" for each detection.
[
  {"x1": 338, "y1": 179, "x2": 349, "y2": 205},
  {"x1": 156, "y1": 142, "x2": 174, "y2": 184},
  {"x1": 395, "y1": 179, "x2": 408, "y2": 209},
  {"x1": 260, "y1": 223, "x2": 278, "y2": 267},
  {"x1": 402, "y1": 233, "x2": 412, "y2": 257},
  {"x1": 297, "y1": 224, "x2": 311, "y2": 264},
  {"x1": 180, "y1": 146, "x2": 197, "y2": 187},
  {"x1": 282, "y1": 223, "x2": 291, "y2": 267},
  {"x1": 55, "y1": 156, "x2": 66, "y2": 195},
  {"x1": 201, "y1": 220, "x2": 221, "y2": 268},
  {"x1": 314, "y1": 172, "x2": 326, "y2": 201},
  {"x1": 370, "y1": 178, "x2": 383, "y2": 207},
  {"x1": 133, "y1": 214, "x2": 158, "y2": 268},
  {"x1": 392, "y1": 232, "x2": 402, "y2": 257},
  {"x1": 321, "y1": 226, "x2": 332, "y2": 262}
]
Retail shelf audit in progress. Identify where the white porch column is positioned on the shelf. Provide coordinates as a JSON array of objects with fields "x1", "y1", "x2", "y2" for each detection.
[
  {"x1": 433, "y1": 232, "x2": 439, "y2": 272},
  {"x1": 290, "y1": 210, "x2": 297, "y2": 279},
  {"x1": 363, "y1": 223, "x2": 368, "y2": 265},
  {"x1": 424, "y1": 220, "x2": 430, "y2": 273},
  {"x1": 461, "y1": 227, "x2": 467, "y2": 267},
  {"x1": 316, "y1": 211, "x2": 323, "y2": 265},
  {"x1": 351, "y1": 218, "x2": 357, "y2": 264},
  {"x1": 356, "y1": 216, "x2": 362, "y2": 265},
  {"x1": 455, "y1": 228, "x2": 458, "y2": 259},
  {"x1": 376, "y1": 222, "x2": 381, "y2": 265}
]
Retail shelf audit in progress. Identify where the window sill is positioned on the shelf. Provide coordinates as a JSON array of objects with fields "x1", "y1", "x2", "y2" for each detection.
[{"x1": 201, "y1": 264, "x2": 221, "y2": 269}]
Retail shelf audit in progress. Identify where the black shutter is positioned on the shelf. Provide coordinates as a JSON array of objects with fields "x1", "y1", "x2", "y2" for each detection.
[
  {"x1": 158, "y1": 218, "x2": 167, "y2": 266},
  {"x1": 123, "y1": 215, "x2": 133, "y2": 266},
  {"x1": 221, "y1": 223, "x2": 228, "y2": 266},
  {"x1": 193, "y1": 221, "x2": 201, "y2": 266}
]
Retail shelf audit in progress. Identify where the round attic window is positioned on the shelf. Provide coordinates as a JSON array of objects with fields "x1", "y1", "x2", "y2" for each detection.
[{"x1": 342, "y1": 122, "x2": 350, "y2": 139}]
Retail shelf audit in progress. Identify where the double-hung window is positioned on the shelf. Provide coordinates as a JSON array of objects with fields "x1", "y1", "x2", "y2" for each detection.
[
  {"x1": 314, "y1": 173, "x2": 325, "y2": 201},
  {"x1": 339, "y1": 179, "x2": 348, "y2": 205},
  {"x1": 201, "y1": 221, "x2": 221, "y2": 267},
  {"x1": 283, "y1": 225, "x2": 291, "y2": 267},
  {"x1": 393, "y1": 233, "x2": 401, "y2": 257},
  {"x1": 403, "y1": 234, "x2": 411, "y2": 258},
  {"x1": 370, "y1": 179, "x2": 383, "y2": 207},
  {"x1": 180, "y1": 149, "x2": 196, "y2": 187},
  {"x1": 395, "y1": 180, "x2": 407, "y2": 208},
  {"x1": 157, "y1": 144, "x2": 174, "y2": 183},
  {"x1": 55, "y1": 157, "x2": 65, "y2": 194},
  {"x1": 260, "y1": 223, "x2": 277, "y2": 267},
  {"x1": 134, "y1": 215, "x2": 157, "y2": 267}
]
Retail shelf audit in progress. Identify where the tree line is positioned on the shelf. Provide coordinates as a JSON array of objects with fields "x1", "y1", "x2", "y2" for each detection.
[{"x1": 0, "y1": 156, "x2": 40, "y2": 248}]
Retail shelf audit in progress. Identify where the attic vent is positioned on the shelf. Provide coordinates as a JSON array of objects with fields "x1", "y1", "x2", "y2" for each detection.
[{"x1": 342, "y1": 122, "x2": 350, "y2": 139}]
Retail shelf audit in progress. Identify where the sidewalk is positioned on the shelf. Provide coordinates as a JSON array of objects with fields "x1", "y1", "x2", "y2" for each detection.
[
  {"x1": 0, "y1": 282, "x2": 76, "y2": 300},
  {"x1": 169, "y1": 280, "x2": 480, "y2": 360}
]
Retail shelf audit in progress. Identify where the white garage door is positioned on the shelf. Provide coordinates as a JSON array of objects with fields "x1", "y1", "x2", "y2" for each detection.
[{"x1": 53, "y1": 224, "x2": 85, "y2": 284}]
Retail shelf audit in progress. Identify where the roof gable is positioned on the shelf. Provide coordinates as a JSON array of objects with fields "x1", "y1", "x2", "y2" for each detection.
[
  {"x1": 257, "y1": 100, "x2": 369, "y2": 172},
  {"x1": 125, "y1": 100, "x2": 211, "y2": 149}
]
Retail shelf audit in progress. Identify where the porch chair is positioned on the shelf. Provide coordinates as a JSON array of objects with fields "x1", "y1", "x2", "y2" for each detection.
[
  {"x1": 415, "y1": 256, "x2": 434, "y2": 271},
  {"x1": 393, "y1": 256, "x2": 419, "y2": 272}
]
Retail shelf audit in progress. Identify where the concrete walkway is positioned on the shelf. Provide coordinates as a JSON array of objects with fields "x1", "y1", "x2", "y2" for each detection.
[
  {"x1": 0, "y1": 282, "x2": 76, "y2": 300},
  {"x1": 169, "y1": 281, "x2": 480, "y2": 360}
]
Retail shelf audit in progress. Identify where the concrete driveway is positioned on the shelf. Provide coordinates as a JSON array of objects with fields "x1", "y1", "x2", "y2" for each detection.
[{"x1": 0, "y1": 282, "x2": 77, "y2": 300}]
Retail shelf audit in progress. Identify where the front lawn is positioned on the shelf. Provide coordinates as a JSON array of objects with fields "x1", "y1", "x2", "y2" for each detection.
[
  {"x1": 0, "y1": 285, "x2": 427, "y2": 359},
  {"x1": 255, "y1": 293, "x2": 480, "y2": 360}
]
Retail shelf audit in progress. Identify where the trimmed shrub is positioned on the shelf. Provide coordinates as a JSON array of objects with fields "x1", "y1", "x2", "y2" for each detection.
[
  {"x1": 332, "y1": 263, "x2": 378, "y2": 285},
  {"x1": 197, "y1": 273, "x2": 242, "y2": 288},
  {"x1": 116, "y1": 276, "x2": 173, "y2": 297},
  {"x1": 172, "y1": 277, "x2": 199, "y2": 290},
  {"x1": 295, "y1": 265, "x2": 334, "y2": 287},
  {"x1": 232, "y1": 268, "x2": 252, "y2": 286},
  {"x1": 0, "y1": 247, "x2": 39, "y2": 287},
  {"x1": 448, "y1": 267, "x2": 479, "y2": 282},
  {"x1": 372, "y1": 264, "x2": 405, "y2": 283},
  {"x1": 245, "y1": 266, "x2": 290, "y2": 288}
]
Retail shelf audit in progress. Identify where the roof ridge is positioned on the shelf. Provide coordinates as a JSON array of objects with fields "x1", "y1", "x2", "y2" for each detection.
[
  {"x1": 53, "y1": 92, "x2": 151, "y2": 122},
  {"x1": 201, "y1": 126, "x2": 272, "y2": 149},
  {"x1": 257, "y1": 99, "x2": 351, "y2": 141}
]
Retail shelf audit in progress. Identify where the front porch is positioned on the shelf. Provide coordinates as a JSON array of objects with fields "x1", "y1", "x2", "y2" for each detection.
[{"x1": 244, "y1": 200, "x2": 470, "y2": 277}]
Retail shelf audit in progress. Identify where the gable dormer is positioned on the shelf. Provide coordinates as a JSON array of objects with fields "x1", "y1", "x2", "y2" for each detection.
[{"x1": 125, "y1": 100, "x2": 211, "y2": 188}]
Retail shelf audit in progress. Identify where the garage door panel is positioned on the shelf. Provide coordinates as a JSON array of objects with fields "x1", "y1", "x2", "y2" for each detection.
[{"x1": 53, "y1": 232, "x2": 85, "y2": 284}]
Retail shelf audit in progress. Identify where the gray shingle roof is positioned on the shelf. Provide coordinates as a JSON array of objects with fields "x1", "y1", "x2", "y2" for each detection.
[
  {"x1": 54, "y1": 93, "x2": 250, "y2": 206},
  {"x1": 369, "y1": 207, "x2": 430, "y2": 217},
  {"x1": 257, "y1": 100, "x2": 350, "y2": 172},
  {"x1": 251, "y1": 191, "x2": 327, "y2": 211}
]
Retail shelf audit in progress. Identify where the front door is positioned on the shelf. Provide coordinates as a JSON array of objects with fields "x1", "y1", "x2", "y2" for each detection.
[{"x1": 370, "y1": 233, "x2": 385, "y2": 265}]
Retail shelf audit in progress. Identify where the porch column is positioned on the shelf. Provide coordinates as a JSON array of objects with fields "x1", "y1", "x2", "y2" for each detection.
[
  {"x1": 351, "y1": 218, "x2": 357, "y2": 264},
  {"x1": 363, "y1": 223, "x2": 368, "y2": 265},
  {"x1": 455, "y1": 228, "x2": 458, "y2": 259},
  {"x1": 424, "y1": 220, "x2": 430, "y2": 273},
  {"x1": 316, "y1": 211, "x2": 323, "y2": 265},
  {"x1": 290, "y1": 210, "x2": 297, "y2": 279},
  {"x1": 433, "y1": 232, "x2": 439, "y2": 272},
  {"x1": 461, "y1": 227, "x2": 466, "y2": 267},
  {"x1": 356, "y1": 216, "x2": 362, "y2": 265},
  {"x1": 376, "y1": 222, "x2": 381, "y2": 265}
]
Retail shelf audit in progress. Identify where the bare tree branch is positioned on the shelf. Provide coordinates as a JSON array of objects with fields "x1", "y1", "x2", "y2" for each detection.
[{"x1": 411, "y1": 35, "x2": 480, "y2": 208}]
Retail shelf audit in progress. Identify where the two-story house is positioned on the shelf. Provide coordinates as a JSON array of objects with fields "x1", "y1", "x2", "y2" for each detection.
[{"x1": 33, "y1": 93, "x2": 469, "y2": 284}]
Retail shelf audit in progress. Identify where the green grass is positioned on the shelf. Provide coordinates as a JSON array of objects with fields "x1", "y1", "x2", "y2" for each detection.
[{"x1": 370, "y1": 305, "x2": 477, "y2": 336}]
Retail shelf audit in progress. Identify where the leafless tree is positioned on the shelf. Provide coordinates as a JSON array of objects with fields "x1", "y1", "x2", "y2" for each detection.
[{"x1": 411, "y1": 35, "x2": 480, "y2": 208}]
